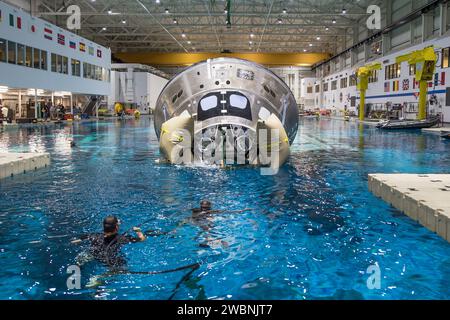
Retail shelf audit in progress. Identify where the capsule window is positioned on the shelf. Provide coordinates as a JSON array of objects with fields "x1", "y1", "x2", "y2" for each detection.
[
  {"x1": 229, "y1": 94, "x2": 248, "y2": 109},
  {"x1": 200, "y1": 95, "x2": 218, "y2": 111}
]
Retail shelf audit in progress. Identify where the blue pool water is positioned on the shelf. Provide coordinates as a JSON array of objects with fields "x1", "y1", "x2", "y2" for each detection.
[{"x1": 0, "y1": 117, "x2": 450, "y2": 300}]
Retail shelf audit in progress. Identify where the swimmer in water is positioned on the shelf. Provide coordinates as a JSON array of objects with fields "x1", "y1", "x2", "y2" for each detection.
[
  {"x1": 71, "y1": 215, "x2": 146, "y2": 269},
  {"x1": 178, "y1": 200, "x2": 252, "y2": 249}
]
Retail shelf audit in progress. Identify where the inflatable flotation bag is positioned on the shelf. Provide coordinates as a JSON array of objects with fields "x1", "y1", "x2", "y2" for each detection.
[
  {"x1": 257, "y1": 113, "x2": 290, "y2": 170},
  {"x1": 159, "y1": 114, "x2": 194, "y2": 164}
]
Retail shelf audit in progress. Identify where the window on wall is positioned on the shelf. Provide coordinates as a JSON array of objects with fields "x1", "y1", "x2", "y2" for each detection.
[
  {"x1": 315, "y1": 84, "x2": 320, "y2": 93},
  {"x1": 33, "y1": 48, "x2": 40, "y2": 69},
  {"x1": 306, "y1": 86, "x2": 313, "y2": 94},
  {"x1": 0, "y1": 39, "x2": 6, "y2": 63},
  {"x1": 7, "y1": 41, "x2": 16, "y2": 64},
  {"x1": 331, "y1": 80, "x2": 337, "y2": 90},
  {"x1": 25, "y1": 46, "x2": 32, "y2": 67},
  {"x1": 71, "y1": 59, "x2": 81, "y2": 76},
  {"x1": 82, "y1": 62, "x2": 108, "y2": 81},
  {"x1": 51, "y1": 53, "x2": 57, "y2": 72},
  {"x1": 349, "y1": 75, "x2": 357, "y2": 86},
  {"x1": 409, "y1": 64, "x2": 416, "y2": 76},
  {"x1": 385, "y1": 63, "x2": 401, "y2": 80},
  {"x1": 368, "y1": 70, "x2": 378, "y2": 83},
  {"x1": 51, "y1": 53, "x2": 68, "y2": 74},
  {"x1": 17, "y1": 44, "x2": 25, "y2": 65},
  {"x1": 340, "y1": 77, "x2": 348, "y2": 88},
  {"x1": 323, "y1": 82, "x2": 329, "y2": 92},
  {"x1": 41, "y1": 50, "x2": 47, "y2": 70},
  {"x1": 443, "y1": 47, "x2": 449, "y2": 68},
  {"x1": 62, "y1": 56, "x2": 68, "y2": 74},
  {"x1": 57, "y1": 55, "x2": 62, "y2": 73}
]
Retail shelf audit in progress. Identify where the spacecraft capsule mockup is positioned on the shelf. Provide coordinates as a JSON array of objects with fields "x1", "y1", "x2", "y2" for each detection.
[{"x1": 154, "y1": 57, "x2": 299, "y2": 168}]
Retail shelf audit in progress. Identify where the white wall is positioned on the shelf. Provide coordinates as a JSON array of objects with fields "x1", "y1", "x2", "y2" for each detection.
[
  {"x1": 148, "y1": 73, "x2": 168, "y2": 111},
  {"x1": 0, "y1": 1, "x2": 111, "y2": 95},
  {"x1": 312, "y1": 35, "x2": 450, "y2": 122}
]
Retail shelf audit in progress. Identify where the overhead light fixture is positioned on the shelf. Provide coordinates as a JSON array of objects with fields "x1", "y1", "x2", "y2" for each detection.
[
  {"x1": 303, "y1": 49, "x2": 307, "y2": 52},
  {"x1": 249, "y1": 41, "x2": 253, "y2": 45},
  {"x1": 250, "y1": 33, "x2": 255, "y2": 38},
  {"x1": 224, "y1": 9, "x2": 228, "y2": 14},
  {"x1": 332, "y1": 19, "x2": 336, "y2": 24},
  {"x1": 325, "y1": 27, "x2": 329, "y2": 30},
  {"x1": 277, "y1": 18, "x2": 282, "y2": 24},
  {"x1": 187, "y1": 41, "x2": 191, "y2": 44},
  {"x1": 107, "y1": 9, "x2": 112, "y2": 15},
  {"x1": 102, "y1": 27, "x2": 107, "y2": 31},
  {"x1": 121, "y1": 20, "x2": 126, "y2": 24},
  {"x1": 309, "y1": 43, "x2": 313, "y2": 46},
  {"x1": 282, "y1": 8, "x2": 287, "y2": 14},
  {"x1": 155, "y1": 0, "x2": 160, "y2": 3},
  {"x1": 181, "y1": 33, "x2": 186, "y2": 38},
  {"x1": 173, "y1": 18, "x2": 177, "y2": 24},
  {"x1": 342, "y1": 8, "x2": 347, "y2": 14},
  {"x1": 165, "y1": 8, "x2": 169, "y2": 14},
  {"x1": 316, "y1": 36, "x2": 320, "y2": 40}
]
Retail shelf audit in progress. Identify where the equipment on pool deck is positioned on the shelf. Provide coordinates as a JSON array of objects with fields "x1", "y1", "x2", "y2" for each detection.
[
  {"x1": 154, "y1": 57, "x2": 299, "y2": 169},
  {"x1": 395, "y1": 46, "x2": 437, "y2": 120},
  {"x1": 376, "y1": 114, "x2": 441, "y2": 130},
  {"x1": 356, "y1": 62, "x2": 382, "y2": 121}
]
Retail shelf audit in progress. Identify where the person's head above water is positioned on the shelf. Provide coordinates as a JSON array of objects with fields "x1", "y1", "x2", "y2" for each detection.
[
  {"x1": 103, "y1": 216, "x2": 120, "y2": 234},
  {"x1": 200, "y1": 200, "x2": 212, "y2": 211}
]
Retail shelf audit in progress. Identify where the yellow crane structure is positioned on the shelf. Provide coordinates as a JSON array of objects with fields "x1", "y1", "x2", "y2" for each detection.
[
  {"x1": 356, "y1": 62, "x2": 382, "y2": 121},
  {"x1": 395, "y1": 46, "x2": 437, "y2": 120}
]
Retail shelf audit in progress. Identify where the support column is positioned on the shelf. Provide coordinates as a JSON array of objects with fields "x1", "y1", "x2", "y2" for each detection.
[
  {"x1": 359, "y1": 90, "x2": 366, "y2": 121},
  {"x1": 382, "y1": 0, "x2": 392, "y2": 55},
  {"x1": 18, "y1": 90, "x2": 22, "y2": 119},
  {"x1": 418, "y1": 81, "x2": 428, "y2": 120},
  {"x1": 364, "y1": 42, "x2": 370, "y2": 63},
  {"x1": 440, "y1": 2, "x2": 448, "y2": 36},
  {"x1": 34, "y1": 89, "x2": 38, "y2": 119},
  {"x1": 70, "y1": 94, "x2": 73, "y2": 114}
]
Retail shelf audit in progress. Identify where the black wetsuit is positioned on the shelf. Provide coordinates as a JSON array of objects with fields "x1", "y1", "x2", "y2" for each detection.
[{"x1": 81, "y1": 233, "x2": 141, "y2": 268}]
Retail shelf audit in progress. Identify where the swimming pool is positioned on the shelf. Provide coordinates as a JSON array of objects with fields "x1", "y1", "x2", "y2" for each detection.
[{"x1": 0, "y1": 117, "x2": 449, "y2": 300}]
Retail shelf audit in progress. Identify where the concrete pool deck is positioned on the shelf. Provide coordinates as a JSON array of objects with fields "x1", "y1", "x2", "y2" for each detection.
[
  {"x1": 368, "y1": 174, "x2": 450, "y2": 243},
  {"x1": 0, "y1": 153, "x2": 50, "y2": 180},
  {"x1": 422, "y1": 126, "x2": 450, "y2": 135}
]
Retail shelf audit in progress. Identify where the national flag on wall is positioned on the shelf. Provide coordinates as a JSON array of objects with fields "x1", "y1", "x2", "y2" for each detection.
[
  {"x1": 384, "y1": 82, "x2": 390, "y2": 92},
  {"x1": 57, "y1": 33, "x2": 65, "y2": 45},
  {"x1": 97, "y1": 49, "x2": 102, "y2": 58},
  {"x1": 44, "y1": 27, "x2": 53, "y2": 40},
  {"x1": 69, "y1": 41, "x2": 76, "y2": 49},
  {"x1": 402, "y1": 79, "x2": 409, "y2": 91},
  {"x1": 441, "y1": 72, "x2": 446, "y2": 86},
  {"x1": 88, "y1": 46, "x2": 94, "y2": 56},
  {"x1": 79, "y1": 42, "x2": 86, "y2": 52},
  {"x1": 17, "y1": 17, "x2": 21, "y2": 29},
  {"x1": 392, "y1": 80, "x2": 399, "y2": 92}
]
